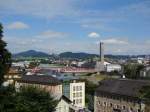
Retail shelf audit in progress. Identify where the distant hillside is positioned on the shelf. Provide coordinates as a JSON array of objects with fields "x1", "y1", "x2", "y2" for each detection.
[
  {"x1": 59, "y1": 52, "x2": 98, "y2": 59},
  {"x1": 12, "y1": 50, "x2": 149, "y2": 59},
  {"x1": 13, "y1": 50, "x2": 50, "y2": 58}
]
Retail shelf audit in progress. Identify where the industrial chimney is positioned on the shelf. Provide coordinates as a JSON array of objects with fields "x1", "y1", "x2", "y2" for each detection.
[{"x1": 100, "y1": 42, "x2": 104, "y2": 63}]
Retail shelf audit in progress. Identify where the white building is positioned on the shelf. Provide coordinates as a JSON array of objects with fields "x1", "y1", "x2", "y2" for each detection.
[
  {"x1": 63, "y1": 79, "x2": 85, "y2": 109},
  {"x1": 105, "y1": 64, "x2": 121, "y2": 72}
]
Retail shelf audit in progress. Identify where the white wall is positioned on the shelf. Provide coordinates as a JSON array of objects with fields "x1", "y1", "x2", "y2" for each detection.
[{"x1": 70, "y1": 81, "x2": 85, "y2": 108}]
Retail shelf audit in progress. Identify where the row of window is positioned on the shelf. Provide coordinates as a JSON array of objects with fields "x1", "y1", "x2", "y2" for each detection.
[
  {"x1": 73, "y1": 92, "x2": 82, "y2": 98},
  {"x1": 97, "y1": 101, "x2": 141, "y2": 112},
  {"x1": 73, "y1": 99, "x2": 82, "y2": 104},
  {"x1": 73, "y1": 86, "x2": 82, "y2": 91},
  {"x1": 99, "y1": 93, "x2": 138, "y2": 103}
]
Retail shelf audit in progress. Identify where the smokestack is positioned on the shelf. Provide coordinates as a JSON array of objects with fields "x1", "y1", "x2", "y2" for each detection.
[{"x1": 100, "y1": 42, "x2": 104, "y2": 63}]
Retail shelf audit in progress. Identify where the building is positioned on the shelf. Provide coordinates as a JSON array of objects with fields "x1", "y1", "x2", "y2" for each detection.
[
  {"x1": 105, "y1": 64, "x2": 121, "y2": 72},
  {"x1": 140, "y1": 66, "x2": 150, "y2": 78},
  {"x1": 15, "y1": 75, "x2": 62, "y2": 98},
  {"x1": 4, "y1": 67, "x2": 22, "y2": 85},
  {"x1": 55, "y1": 95, "x2": 73, "y2": 112},
  {"x1": 94, "y1": 79, "x2": 150, "y2": 112},
  {"x1": 56, "y1": 95, "x2": 72, "y2": 112},
  {"x1": 62, "y1": 79, "x2": 85, "y2": 109}
]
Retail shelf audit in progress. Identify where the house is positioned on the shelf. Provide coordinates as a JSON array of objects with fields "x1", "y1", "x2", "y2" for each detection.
[
  {"x1": 15, "y1": 75, "x2": 62, "y2": 98},
  {"x1": 55, "y1": 95, "x2": 72, "y2": 112},
  {"x1": 94, "y1": 79, "x2": 150, "y2": 112}
]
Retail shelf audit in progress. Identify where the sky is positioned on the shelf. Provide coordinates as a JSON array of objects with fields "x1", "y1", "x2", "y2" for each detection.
[{"x1": 0, "y1": 0, "x2": 150, "y2": 55}]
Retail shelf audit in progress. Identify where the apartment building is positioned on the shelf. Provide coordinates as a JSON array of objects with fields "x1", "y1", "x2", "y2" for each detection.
[
  {"x1": 15, "y1": 75, "x2": 62, "y2": 97},
  {"x1": 63, "y1": 79, "x2": 85, "y2": 109},
  {"x1": 94, "y1": 79, "x2": 150, "y2": 112}
]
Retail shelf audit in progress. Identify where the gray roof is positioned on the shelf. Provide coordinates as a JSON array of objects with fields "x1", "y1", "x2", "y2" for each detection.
[
  {"x1": 17, "y1": 75, "x2": 61, "y2": 85},
  {"x1": 96, "y1": 79, "x2": 150, "y2": 98}
]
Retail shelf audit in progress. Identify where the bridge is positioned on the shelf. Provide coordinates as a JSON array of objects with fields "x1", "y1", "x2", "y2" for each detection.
[
  {"x1": 59, "y1": 67, "x2": 96, "y2": 73},
  {"x1": 31, "y1": 67, "x2": 97, "y2": 73}
]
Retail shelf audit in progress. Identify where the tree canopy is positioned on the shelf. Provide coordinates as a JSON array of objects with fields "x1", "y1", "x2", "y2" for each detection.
[
  {"x1": 124, "y1": 64, "x2": 144, "y2": 79},
  {"x1": 0, "y1": 23, "x2": 11, "y2": 85},
  {"x1": 0, "y1": 86, "x2": 58, "y2": 112}
]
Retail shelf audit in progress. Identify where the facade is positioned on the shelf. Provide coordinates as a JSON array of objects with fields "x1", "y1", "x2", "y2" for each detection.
[
  {"x1": 94, "y1": 79, "x2": 150, "y2": 112},
  {"x1": 55, "y1": 95, "x2": 72, "y2": 112},
  {"x1": 4, "y1": 67, "x2": 22, "y2": 85},
  {"x1": 62, "y1": 79, "x2": 85, "y2": 109},
  {"x1": 105, "y1": 64, "x2": 121, "y2": 72},
  {"x1": 15, "y1": 75, "x2": 62, "y2": 97},
  {"x1": 140, "y1": 66, "x2": 150, "y2": 78}
]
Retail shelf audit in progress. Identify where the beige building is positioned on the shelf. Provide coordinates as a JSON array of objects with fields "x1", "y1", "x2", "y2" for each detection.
[
  {"x1": 94, "y1": 79, "x2": 150, "y2": 112},
  {"x1": 15, "y1": 75, "x2": 62, "y2": 97},
  {"x1": 4, "y1": 67, "x2": 22, "y2": 85}
]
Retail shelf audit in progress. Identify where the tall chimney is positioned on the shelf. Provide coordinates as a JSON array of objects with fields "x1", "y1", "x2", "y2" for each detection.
[{"x1": 100, "y1": 42, "x2": 104, "y2": 63}]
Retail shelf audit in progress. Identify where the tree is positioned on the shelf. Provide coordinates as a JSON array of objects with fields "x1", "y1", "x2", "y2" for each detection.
[
  {"x1": 0, "y1": 86, "x2": 58, "y2": 112},
  {"x1": 28, "y1": 62, "x2": 39, "y2": 69},
  {"x1": 84, "y1": 80, "x2": 98, "y2": 111},
  {"x1": 124, "y1": 64, "x2": 144, "y2": 79},
  {"x1": 0, "y1": 23, "x2": 11, "y2": 85}
]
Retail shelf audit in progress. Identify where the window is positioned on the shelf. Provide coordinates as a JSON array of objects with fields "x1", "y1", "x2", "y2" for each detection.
[
  {"x1": 110, "y1": 103, "x2": 113, "y2": 107},
  {"x1": 98, "y1": 101, "x2": 101, "y2": 105},
  {"x1": 123, "y1": 106, "x2": 126, "y2": 110},
  {"x1": 80, "y1": 92, "x2": 82, "y2": 97},
  {"x1": 76, "y1": 99, "x2": 79, "y2": 104},
  {"x1": 73, "y1": 93, "x2": 75, "y2": 97},
  {"x1": 73, "y1": 86, "x2": 75, "y2": 91},
  {"x1": 79, "y1": 99, "x2": 82, "y2": 103},
  {"x1": 75, "y1": 92, "x2": 78, "y2": 97},
  {"x1": 76, "y1": 86, "x2": 79, "y2": 91},
  {"x1": 117, "y1": 105, "x2": 119, "y2": 109},
  {"x1": 103, "y1": 102, "x2": 106, "y2": 106},
  {"x1": 73, "y1": 100, "x2": 75, "y2": 104},
  {"x1": 80, "y1": 86, "x2": 82, "y2": 91}
]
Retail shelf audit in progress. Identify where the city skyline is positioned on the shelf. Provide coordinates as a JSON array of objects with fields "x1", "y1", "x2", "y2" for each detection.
[{"x1": 0, "y1": 0, "x2": 150, "y2": 55}]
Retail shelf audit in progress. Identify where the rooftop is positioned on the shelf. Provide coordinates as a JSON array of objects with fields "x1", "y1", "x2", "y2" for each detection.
[
  {"x1": 16, "y1": 75, "x2": 61, "y2": 85},
  {"x1": 96, "y1": 79, "x2": 150, "y2": 98}
]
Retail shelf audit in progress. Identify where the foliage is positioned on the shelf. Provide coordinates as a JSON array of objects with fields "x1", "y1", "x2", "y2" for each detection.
[
  {"x1": 84, "y1": 80, "x2": 98, "y2": 111},
  {"x1": 0, "y1": 23, "x2": 11, "y2": 85},
  {"x1": 0, "y1": 85, "x2": 58, "y2": 112},
  {"x1": 139, "y1": 86, "x2": 150, "y2": 102},
  {"x1": 28, "y1": 62, "x2": 39, "y2": 68},
  {"x1": 124, "y1": 64, "x2": 144, "y2": 79}
]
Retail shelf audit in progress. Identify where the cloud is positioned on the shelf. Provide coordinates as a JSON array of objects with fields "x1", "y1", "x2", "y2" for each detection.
[
  {"x1": 88, "y1": 32, "x2": 100, "y2": 38},
  {"x1": 7, "y1": 22, "x2": 29, "y2": 30},
  {"x1": 36, "y1": 30, "x2": 68, "y2": 39},
  {"x1": 101, "y1": 38, "x2": 128, "y2": 45}
]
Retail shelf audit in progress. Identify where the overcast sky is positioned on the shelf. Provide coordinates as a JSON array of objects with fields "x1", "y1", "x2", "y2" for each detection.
[{"x1": 0, "y1": 0, "x2": 150, "y2": 55}]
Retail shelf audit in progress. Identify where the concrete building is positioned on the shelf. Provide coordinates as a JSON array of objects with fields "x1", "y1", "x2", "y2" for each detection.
[
  {"x1": 105, "y1": 64, "x2": 121, "y2": 72},
  {"x1": 62, "y1": 79, "x2": 85, "y2": 109},
  {"x1": 94, "y1": 79, "x2": 150, "y2": 112},
  {"x1": 15, "y1": 75, "x2": 62, "y2": 98}
]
